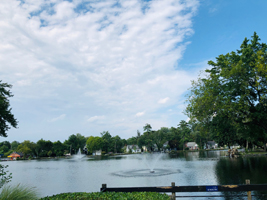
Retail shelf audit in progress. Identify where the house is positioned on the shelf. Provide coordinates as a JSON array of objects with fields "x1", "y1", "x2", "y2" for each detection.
[
  {"x1": 126, "y1": 145, "x2": 141, "y2": 153},
  {"x1": 92, "y1": 150, "x2": 102, "y2": 156},
  {"x1": 142, "y1": 146, "x2": 148, "y2": 152},
  {"x1": 205, "y1": 141, "x2": 218, "y2": 149},
  {"x1": 186, "y1": 142, "x2": 198, "y2": 150},
  {"x1": 7, "y1": 152, "x2": 23, "y2": 160}
]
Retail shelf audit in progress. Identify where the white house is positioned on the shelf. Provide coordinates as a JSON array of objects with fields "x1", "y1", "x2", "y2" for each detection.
[
  {"x1": 205, "y1": 141, "x2": 218, "y2": 149},
  {"x1": 186, "y1": 142, "x2": 198, "y2": 150},
  {"x1": 126, "y1": 145, "x2": 141, "y2": 153},
  {"x1": 92, "y1": 150, "x2": 102, "y2": 156}
]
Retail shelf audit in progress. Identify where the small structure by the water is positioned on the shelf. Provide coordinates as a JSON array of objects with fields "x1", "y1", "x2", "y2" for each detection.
[
  {"x1": 126, "y1": 145, "x2": 141, "y2": 153},
  {"x1": 7, "y1": 152, "x2": 23, "y2": 160}
]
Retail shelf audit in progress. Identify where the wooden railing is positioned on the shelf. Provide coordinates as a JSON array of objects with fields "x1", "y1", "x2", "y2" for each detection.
[{"x1": 101, "y1": 180, "x2": 267, "y2": 200}]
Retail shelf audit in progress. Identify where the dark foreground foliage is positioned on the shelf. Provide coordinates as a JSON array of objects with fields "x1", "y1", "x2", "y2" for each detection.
[{"x1": 40, "y1": 192, "x2": 170, "y2": 200}]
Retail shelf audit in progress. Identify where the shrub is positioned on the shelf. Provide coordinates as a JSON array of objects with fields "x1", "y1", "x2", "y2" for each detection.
[
  {"x1": 40, "y1": 192, "x2": 170, "y2": 200},
  {"x1": 0, "y1": 184, "x2": 38, "y2": 200}
]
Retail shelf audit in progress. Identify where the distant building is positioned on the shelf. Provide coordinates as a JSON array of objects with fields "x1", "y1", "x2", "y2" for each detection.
[
  {"x1": 205, "y1": 141, "x2": 218, "y2": 149},
  {"x1": 126, "y1": 145, "x2": 141, "y2": 153},
  {"x1": 7, "y1": 152, "x2": 23, "y2": 160},
  {"x1": 186, "y1": 142, "x2": 198, "y2": 150},
  {"x1": 92, "y1": 150, "x2": 102, "y2": 156}
]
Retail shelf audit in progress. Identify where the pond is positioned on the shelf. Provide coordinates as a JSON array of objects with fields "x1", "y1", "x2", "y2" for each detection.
[{"x1": 4, "y1": 150, "x2": 267, "y2": 199}]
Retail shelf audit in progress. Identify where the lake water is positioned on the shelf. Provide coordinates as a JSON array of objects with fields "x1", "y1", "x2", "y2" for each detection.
[{"x1": 4, "y1": 150, "x2": 267, "y2": 199}]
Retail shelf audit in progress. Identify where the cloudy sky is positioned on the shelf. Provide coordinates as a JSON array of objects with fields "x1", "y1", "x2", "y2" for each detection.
[{"x1": 1, "y1": 0, "x2": 267, "y2": 142}]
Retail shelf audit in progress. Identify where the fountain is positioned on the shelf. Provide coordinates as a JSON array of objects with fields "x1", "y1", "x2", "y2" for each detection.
[
  {"x1": 143, "y1": 152, "x2": 164, "y2": 173},
  {"x1": 112, "y1": 153, "x2": 181, "y2": 177},
  {"x1": 73, "y1": 148, "x2": 85, "y2": 160}
]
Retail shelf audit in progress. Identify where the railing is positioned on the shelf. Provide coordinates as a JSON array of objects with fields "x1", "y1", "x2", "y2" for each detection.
[{"x1": 100, "y1": 180, "x2": 267, "y2": 200}]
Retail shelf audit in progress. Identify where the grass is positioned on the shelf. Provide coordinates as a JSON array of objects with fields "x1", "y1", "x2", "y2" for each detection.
[{"x1": 0, "y1": 184, "x2": 38, "y2": 200}]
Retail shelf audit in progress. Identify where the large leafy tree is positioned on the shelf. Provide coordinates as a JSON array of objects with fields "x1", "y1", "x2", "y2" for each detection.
[
  {"x1": 186, "y1": 32, "x2": 267, "y2": 150},
  {"x1": 0, "y1": 81, "x2": 18, "y2": 137},
  {"x1": 86, "y1": 136, "x2": 103, "y2": 154},
  {"x1": 0, "y1": 81, "x2": 17, "y2": 187}
]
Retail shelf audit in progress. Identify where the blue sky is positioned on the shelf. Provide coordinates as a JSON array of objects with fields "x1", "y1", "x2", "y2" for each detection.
[{"x1": 1, "y1": 0, "x2": 267, "y2": 143}]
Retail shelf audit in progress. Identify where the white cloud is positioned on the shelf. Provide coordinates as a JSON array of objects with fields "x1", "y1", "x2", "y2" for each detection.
[
  {"x1": 135, "y1": 112, "x2": 145, "y2": 117},
  {"x1": 0, "y1": 0, "x2": 200, "y2": 142},
  {"x1": 49, "y1": 114, "x2": 66, "y2": 122},
  {"x1": 158, "y1": 97, "x2": 170, "y2": 104},
  {"x1": 87, "y1": 116, "x2": 105, "y2": 122}
]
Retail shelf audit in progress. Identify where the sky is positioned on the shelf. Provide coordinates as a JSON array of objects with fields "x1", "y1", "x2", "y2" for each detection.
[{"x1": 1, "y1": 0, "x2": 267, "y2": 143}]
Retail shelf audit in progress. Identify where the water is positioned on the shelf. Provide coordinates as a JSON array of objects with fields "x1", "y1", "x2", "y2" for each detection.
[{"x1": 4, "y1": 151, "x2": 267, "y2": 199}]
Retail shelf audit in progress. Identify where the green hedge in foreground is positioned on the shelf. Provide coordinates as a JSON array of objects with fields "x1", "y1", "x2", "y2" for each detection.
[{"x1": 40, "y1": 192, "x2": 170, "y2": 200}]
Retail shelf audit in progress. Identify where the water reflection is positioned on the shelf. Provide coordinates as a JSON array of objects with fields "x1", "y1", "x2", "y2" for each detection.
[{"x1": 215, "y1": 156, "x2": 267, "y2": 200}]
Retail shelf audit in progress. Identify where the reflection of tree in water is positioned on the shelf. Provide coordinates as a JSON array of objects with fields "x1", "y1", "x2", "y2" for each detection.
[{"x1": 215, "y1": 157, "x2": 267, "y2": 200}]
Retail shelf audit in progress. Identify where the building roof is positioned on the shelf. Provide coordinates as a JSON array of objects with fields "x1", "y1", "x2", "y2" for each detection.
[
  {"x1": 7, "y1": 152, "x2": 23, "y2": 158},
  {"x1": 186, "y1": 142, "x2": 197, "y2": 147}
]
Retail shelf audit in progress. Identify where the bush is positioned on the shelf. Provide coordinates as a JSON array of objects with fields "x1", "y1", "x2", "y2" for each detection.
[
  {"x1": 40, "y1": 192, "x2": 170, "y2": 200},
  {"x1": 0, "y1": 184, "x2": 38, "y2": 200}
]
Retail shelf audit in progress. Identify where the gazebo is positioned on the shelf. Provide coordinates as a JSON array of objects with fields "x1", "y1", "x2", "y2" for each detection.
[{"x1": 7, "y1": 152, "x2": 23, "y2": 160}]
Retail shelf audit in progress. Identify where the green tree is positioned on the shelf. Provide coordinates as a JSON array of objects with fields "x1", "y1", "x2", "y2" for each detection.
[
  {"x1": 86, "y1": 136, "x2": 103, "y2": 154},
  {"x1": 53, "y1": 140, "x2": 67, "y2": 156},
  {"x1": 65, "y1": 133, "x2": 86, "y2": 154},
  {"x1": 186, "y1": 33, "x2": 267, "y2": 150},
  {"x1": 17, "y1": 140, "x2": 36, "y2": 157},
  {"x1": 0, "y1": 81, "x2": 17, "y2": 188},
  {"x1": 37, "y1": 139, "x2": 53, "y2": 157},
  {"x1": 153, "y1": 127, "x2": 169, "y2": 150},
  {"x1": 10, "y1": 141, "x2": 20, "y2": 150},
  {"x1": 101, "y1": 131, "x2": 112, "y2": 153},
  {"x1": 143, "y1": 123, "x2": 152, "y2": 133},
  {"x1": 0, "y1": 81, "x2": 18, "y2": 137},
  {"x1": 178, "y1": 120, "x2": 191, "y2": 150}
]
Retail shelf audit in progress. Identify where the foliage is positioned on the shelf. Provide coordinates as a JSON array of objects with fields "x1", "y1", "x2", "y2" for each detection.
[
  {"x1": 86, "y1": 136, "x2": 103, "y2": 154},
  {"x1": 0, "y1": 81, "x2": 18, "y2": 137},
  {"x1": 40, "y1": 192, "x2": 170, "y2": 200},
  {"x1": 64, "y1": 133, "x2": 86, "y2": 155},
  {"x1": 0, "y1": 165, "x2": 12, "y2": 188},
  {"x1": 0, "y1": 184, "x2": 38, "y2": 200},
  {"x1": 52, "y1": 141, "x2": 66, "y2": 157},
  {"x1": 17, "y1": 140, "x2": 36, "y2": 158},
  {"x1": 36, "y1": 139, "x2": 53, "y2": 157},
  {"x1": 101, "y1": 131, "x2": 112, "y2": 153},
  {"x1": 143, "y1": 123, "x2": 152, "y2": 133},
  {"x1": 186, "y1": 32, "x2": 267, "y2": 149}
]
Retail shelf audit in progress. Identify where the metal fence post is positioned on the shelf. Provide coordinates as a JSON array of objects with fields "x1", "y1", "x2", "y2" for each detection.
[
  {"x1": 171, "y1": 182, "x2": 175, "y2": 200},
  {"x1": 101, "y1": 184, "x2": 107, "y2": 192},
  {"x1": 246, "y1": 179, "x2": 252, "y2": 200}
]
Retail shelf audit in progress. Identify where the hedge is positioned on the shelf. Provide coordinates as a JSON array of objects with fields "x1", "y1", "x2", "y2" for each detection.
[{"x1": 40, "y1": 192, "x2": 170, "y2": 200}]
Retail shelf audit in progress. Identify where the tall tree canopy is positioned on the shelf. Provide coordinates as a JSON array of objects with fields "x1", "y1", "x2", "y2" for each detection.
[
  {"x1": 186, "y1": 32, "x2": 267, "y2": 149},
  {"x1": 0, "y1": 81, "x2": 18, "y2": 137}
]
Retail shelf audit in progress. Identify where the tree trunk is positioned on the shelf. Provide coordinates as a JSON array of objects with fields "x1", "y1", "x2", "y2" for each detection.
[{"x1": 264, "y1": 142, "x2": 267, "y2": 152}]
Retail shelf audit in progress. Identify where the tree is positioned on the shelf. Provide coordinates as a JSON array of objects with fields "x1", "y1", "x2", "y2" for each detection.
[
  {"x1": 0, "y1": 81, "x2": 17, "y2": 187},
  {"x1": 186, "y1": 33, "x2": 267, "y2": 150},
  {"x1": 0, "y1": 81, "x2": 18, "y2": 137},
  {"x1": 101, "y1": 131, "x2": 112, "y2": 153},
  {"x1": 53, "y1": 140, "x2": 67, "y2": 156},
  {"x1": 17, "y1": 140, "x2": 36, "y2": 157},
  {"x1": 86, "y1": 136, "x2": 103, "y2": 154},
  {"x1": 143, "y1": 123, "x2": 152, "y2": 133},
  {"x1": 37, "y1": 139, "x2": 53, "y2": 157},
  {"x1": 153, "y1": 127, "x2": 169, "y2": 150}
]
